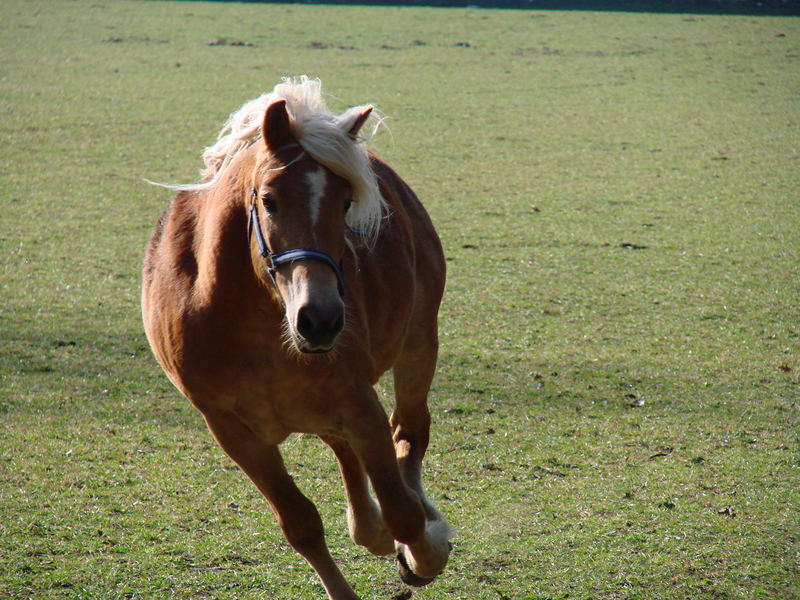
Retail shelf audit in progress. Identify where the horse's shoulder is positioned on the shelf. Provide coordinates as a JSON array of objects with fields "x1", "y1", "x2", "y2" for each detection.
[{"x1": 143, "y1": 188, "x2": 205, "y2": 296}]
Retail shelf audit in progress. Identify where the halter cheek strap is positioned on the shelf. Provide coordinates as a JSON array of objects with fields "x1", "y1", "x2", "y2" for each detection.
[{"x1": 248, "y1": 202, "x2": 346, "y2": 297}]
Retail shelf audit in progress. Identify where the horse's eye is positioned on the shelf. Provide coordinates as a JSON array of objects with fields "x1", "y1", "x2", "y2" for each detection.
[
  {"x1": 344, "y1": 198, "x2": 353, "y2": 214},
  {"x1": 262, "y1": 192, "x2": 277, "y2": 215}
]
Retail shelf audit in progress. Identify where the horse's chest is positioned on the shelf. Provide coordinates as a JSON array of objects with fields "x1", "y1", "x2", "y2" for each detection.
[{"x1": 234, "y1": 369, "x2": 356, "y2": 441}]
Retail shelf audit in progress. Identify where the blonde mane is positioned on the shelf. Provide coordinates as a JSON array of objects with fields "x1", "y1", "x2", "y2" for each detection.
[{"x1": 168, "y1": 77, "x2": 386, "y2": 241}]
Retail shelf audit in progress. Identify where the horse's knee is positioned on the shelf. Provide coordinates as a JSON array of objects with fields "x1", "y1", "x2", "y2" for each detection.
[
  {"x1": 285, "y1": 527, "x2": 324, "y2": 554},
  {"x1": 348, "y1": 505, "x2": 394, "y2": 556},
  {"x1": 279, "y1": 500, "x2": 326, "y2": 554}
]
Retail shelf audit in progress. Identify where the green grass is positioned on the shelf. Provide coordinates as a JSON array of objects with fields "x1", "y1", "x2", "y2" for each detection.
[{"x1": 1, "y1": 1, "x2": 798, "y2": 598}]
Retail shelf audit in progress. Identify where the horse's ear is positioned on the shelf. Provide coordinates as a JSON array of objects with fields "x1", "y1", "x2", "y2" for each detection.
[
  {"x1": 262, "y1": 99, "x2": 294, "y2": 152},
  {"x1": 346, "y1": 106, "x2": 373, "y2": 140}
]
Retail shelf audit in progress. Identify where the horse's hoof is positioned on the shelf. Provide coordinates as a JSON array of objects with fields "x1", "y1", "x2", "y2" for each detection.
[{"x1": 396, "y1": 552, "x2": 437, "y2": 587}]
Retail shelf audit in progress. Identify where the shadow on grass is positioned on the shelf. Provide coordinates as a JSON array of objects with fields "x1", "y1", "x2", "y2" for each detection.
[{"x1": 222, "y1": 0, "x2": 800, "y2": 17}]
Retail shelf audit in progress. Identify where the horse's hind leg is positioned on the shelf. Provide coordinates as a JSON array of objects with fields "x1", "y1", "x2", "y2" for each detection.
[
  {"x1": 201, "y1": 407, "x2": 360, "y2": 600},
  {"x1": 391, "y1": 305, "x2": 445, "y2": 503},
  {"x1": 389, "y1": 314, "x2": 452, "y2": 584},
  {"x1": 321, "y1": 435, "x2": 394, "y2": 556}
]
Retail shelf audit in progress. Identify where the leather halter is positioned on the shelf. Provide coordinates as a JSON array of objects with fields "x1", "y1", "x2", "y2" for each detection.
[{"x1": 248, "y1": 200, "x2": 346, "y2": 298}]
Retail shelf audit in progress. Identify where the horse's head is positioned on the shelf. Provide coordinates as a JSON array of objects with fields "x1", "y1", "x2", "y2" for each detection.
[{"x1": 248, "y1": 99, "x2": 373, "y2": 355}]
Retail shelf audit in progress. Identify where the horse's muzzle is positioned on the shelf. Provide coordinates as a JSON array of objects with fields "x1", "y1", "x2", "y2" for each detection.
[{"x1": 296, "y1": 301, "x2": 344, "y2": 352}]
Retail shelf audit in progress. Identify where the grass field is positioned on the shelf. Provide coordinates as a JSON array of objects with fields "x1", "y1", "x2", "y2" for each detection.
[{"x1": 1, "y1": 1, "x2": 798, "y2": 598}]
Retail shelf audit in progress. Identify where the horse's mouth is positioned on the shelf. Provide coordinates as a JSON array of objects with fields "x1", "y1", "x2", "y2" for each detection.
[
  {"x1": 296, "y1": 337, "x2": 337, "y2": 355},
  {"x1": 300, "y1": 346, "x2": 334, "y2": 354},
  {"x1": 285, "y1": 323, "x2": 338, "y2": 356}
]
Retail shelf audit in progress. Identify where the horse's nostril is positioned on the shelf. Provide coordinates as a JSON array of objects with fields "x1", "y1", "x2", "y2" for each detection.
[
  {"x1": 296, "y1": 306, "x2": 315, "y2": 339},
  {"x1": 332, "y1": 312, "x2": 344, "y2": 334}
]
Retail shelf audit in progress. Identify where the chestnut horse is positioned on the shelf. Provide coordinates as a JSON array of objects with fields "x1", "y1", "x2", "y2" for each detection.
[{"x1": 141, "y1": 78, "x2": 451, "y2": 599}]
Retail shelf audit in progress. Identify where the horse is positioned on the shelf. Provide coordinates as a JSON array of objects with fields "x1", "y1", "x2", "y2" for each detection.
[{"x1": 141, "y1": 77, "x2": 451, "y2": 599}]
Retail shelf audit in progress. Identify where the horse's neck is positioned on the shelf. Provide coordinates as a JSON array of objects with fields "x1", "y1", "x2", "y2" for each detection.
[{"x1": 192, "y1": 184, "x2": 265, "y2": 312}]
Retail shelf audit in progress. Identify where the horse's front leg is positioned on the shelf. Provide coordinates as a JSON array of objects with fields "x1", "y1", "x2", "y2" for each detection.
[
  {"x1": 200, "y1": 406, "x2": 360, "y2": 600},
  {"x1": 341, "y1": 386, "x2": 451, "y2": 585},
  {"x1": 321, "y1": 435, "x2": 394, "y2": 557}
]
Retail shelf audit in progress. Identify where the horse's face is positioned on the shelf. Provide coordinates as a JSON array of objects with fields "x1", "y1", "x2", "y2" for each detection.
[
  {"x1": 252, "y1": 153, "x2": 350, "y2": 354},
  {"x1": 249, "y1": 99, "x2": 371, "y2": 355}
]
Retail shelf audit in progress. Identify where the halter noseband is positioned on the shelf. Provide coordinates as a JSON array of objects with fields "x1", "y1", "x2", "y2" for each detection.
[{"x1": 248, "y1": 200, "x2": 346, "y2": 298}]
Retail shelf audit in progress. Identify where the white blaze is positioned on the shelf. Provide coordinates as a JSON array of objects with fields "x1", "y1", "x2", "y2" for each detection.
[{"x1": 305, "y1": 167, "x2": 327, "y2": 234}]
